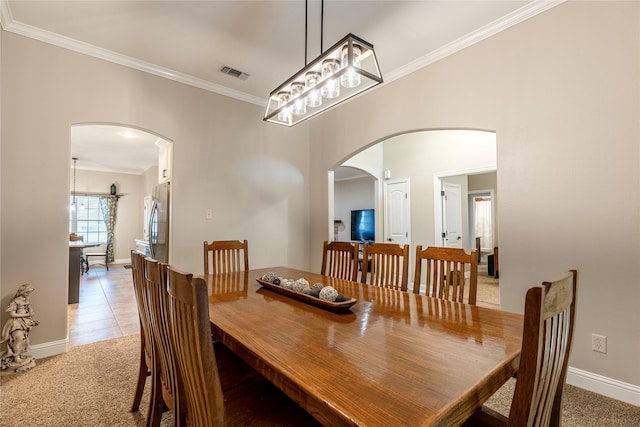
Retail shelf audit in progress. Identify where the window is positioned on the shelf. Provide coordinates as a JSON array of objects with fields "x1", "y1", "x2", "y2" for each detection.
[
  {"x1": 472, "y1": 196, "x2": 493, "y2": 250},
  {"x1": 69, "y1": 195, "x2": 108, "y2": 244}
]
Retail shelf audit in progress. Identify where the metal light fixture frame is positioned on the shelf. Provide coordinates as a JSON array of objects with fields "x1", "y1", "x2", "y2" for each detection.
[{"x1": 264, "y1": 33, "x2": 383, "y2": 126}]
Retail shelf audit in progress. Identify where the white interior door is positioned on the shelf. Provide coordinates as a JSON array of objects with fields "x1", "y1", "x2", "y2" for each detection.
[
  {"x1": 442, "y1": 182, "x2": 462, "y2": 248},
  {"x1": 384, "y1": 179, "x2": 410, "y2": 246}
]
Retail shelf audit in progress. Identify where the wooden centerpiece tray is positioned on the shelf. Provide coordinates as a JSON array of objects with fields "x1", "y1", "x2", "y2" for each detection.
[{"x1": 255, "y1": 278, "x2": 357, "y2": 312}]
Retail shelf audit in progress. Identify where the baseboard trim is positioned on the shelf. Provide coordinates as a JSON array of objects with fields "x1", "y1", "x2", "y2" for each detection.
[
  {"x1": 26, "y1": 338, "x2": 69, "y2": 359},
  {"x1": 567, "y1": 366, "x2": 640, "y2": 406}
]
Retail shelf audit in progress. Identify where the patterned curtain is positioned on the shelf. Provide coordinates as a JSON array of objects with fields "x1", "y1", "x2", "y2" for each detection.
[{"x1": 99, "y1": 196, "x2": 118, "y2": 263}]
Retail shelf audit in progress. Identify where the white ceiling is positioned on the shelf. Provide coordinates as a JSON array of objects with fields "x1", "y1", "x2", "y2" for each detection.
[
  {"x1": 71, "y1": 124, "x2": 169, "y2": 174},
  {"x1": 2, "y1": 0, "x2": 559, "y2": 173}
]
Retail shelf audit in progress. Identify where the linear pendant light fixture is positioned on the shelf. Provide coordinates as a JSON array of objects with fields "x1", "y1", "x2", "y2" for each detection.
[{"x1": 263, "y1": 1, "x2": 382, "y2": 126}]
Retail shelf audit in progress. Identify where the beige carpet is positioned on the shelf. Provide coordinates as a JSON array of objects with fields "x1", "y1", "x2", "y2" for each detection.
[
  {"x1": 0, "y1": 334, "x2": 159, "y2": 427},
  {"x1": 475, "y1": 269, "x2": 500, "y2": 306},
  {"x1": 1, "y1": 334, "x2": 639, "y2": 426}
]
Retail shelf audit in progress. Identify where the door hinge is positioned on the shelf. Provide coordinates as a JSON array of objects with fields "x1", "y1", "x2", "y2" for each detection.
[
  {"x1": 442, "y1": 232, "x2": 446, "y2": 239},
  {"x1": 406, "y1": 232, "x2": 408, "y2": 237},
  {"x1": 441, "y1": 190, "x2": 445, "y2": 197}
]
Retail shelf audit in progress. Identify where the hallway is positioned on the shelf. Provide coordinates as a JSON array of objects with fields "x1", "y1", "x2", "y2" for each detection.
[{"x1": 67, "y1": 263, "x2": 139, "y2": 347}]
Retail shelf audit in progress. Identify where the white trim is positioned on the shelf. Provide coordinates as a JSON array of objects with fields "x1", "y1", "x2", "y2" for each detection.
[
  {"x1": 567, "y1": 367, "x2": 640, "y2": 406},
  {"x1": 25, "y1": 338, "x2": 69, "y2": 359},
  {"x1": 0, "y1": 1, "x2": 563, "y2": 108}
]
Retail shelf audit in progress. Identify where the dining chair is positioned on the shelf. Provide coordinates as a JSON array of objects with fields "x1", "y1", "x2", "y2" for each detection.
[
  {"x1": 84, "y1": 235, "x2": 112, "y2": 271},
  {"x1": 493, "y1": 246, "x2": 499, "y2": 278},
  {"x1": 139, "y1": 260, "x2": 257, "y2": 426},
  {"x1": 321, "y1": 240, "x2": 360, "y2": 281},
  {"x1": 413, "y1": 246, "x2": 478, "y2": 305},
  {"x1": 360, "y1": 242, "x2": 409, "y2": 291},
  {"x1": 144, "y1": 257, "x2": 186, "y2": 427},
  {"x1": 203, "y1": 240, "x2": 249, "y2": 275},
  {"x1": 129, "y1": 251, "x2": 154, "y2": 414},
  {"x1": 166, "y1": 266, "x2": 321, "y2": 426},
  {"x1": 463, "y1": 270, "x2": 577, "y2": 427}
]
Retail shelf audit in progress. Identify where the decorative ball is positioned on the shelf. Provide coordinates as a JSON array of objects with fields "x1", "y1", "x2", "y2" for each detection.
[
  {"x1": 319, "y1": 286, "x2": 339, "y2": 302},
  {"x1": 310, "y1": 283, "x2": 324, "y2": 298},
  {"x1": 262, "y1": 272, "x2": 279, "y2": 283},
  {"x1": 273, "y1": 278, "x2": 281, "y2": 286},
  {"x1": 292, "y1": 278, "x2": 310, "y2": 293},
  {"x1": 281, "y1": 279, "x2": 294, "y2": 290},
  {"x1": 335, "y1": 294, "x2": 348, "y2": 302}
]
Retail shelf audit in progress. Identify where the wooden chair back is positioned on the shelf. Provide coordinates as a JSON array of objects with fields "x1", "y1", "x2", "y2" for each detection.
[
  {"x1": 130, "y1": 251, "x2": 153, "y2": 412},
  {"x1": 204, "y1": 240, "x2": 249, "y2": 275},
  {"x1": 360, "y1": 242, "x2": 409, "y2": 291},
  {"x1": 464, "y1": 270, "x2": 577, "y2": 427},
  {"x1": 413, "y1": 246, "x2": 478, "y2": 305},
  {"x1": 167, "y1": 266, "x2": 226, "y2": 426},
  {"x1": 144, "y1": 257, "x2": 185, "y2": 426},
  {"x1": 508, "y1": 270, "x2": 577, "y2": 426},
  {"x1": 321, "y1": 241, "x2": 360, "y2": 281},
  {"x1": 493, "y1": 246, "x2": 499, "y2": 278}
]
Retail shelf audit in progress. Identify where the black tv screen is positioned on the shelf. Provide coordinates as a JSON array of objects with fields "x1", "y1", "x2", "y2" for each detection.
[{"x1": 351, "y1": 209, "x2": 375, "y2": 242}]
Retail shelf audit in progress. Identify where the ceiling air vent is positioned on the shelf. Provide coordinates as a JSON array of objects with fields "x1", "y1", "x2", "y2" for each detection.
[{"x1": 219, "y1": 65, "x2": 249, "y2": 80}]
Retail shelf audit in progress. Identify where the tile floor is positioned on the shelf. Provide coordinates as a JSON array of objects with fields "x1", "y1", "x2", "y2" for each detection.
[{"x1": 67, "y1": 263, "x2": 140, "y2": 347}]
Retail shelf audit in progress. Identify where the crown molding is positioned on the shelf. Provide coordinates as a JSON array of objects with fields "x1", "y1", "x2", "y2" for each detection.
[
  {"x1": 384, "y1": 1, "x2": 565, "y2": 85},
  {"x1": 1, "y1": 0, "x2": 563, "y2": 108},
  {"x1": 0, "y1": 3, "x2": 266, "y2": 107},
  {"x1": 0, "y1": 0, "x2": 12, "y2": 30}
]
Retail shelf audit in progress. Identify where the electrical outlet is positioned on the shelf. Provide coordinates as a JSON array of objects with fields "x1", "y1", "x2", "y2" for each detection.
[
  {"x1": 592, "y1": 334, "x2": 607, "y2": 354},
  {"x1": 205, "y1": 209, "x2": 213, "y2": 220}
]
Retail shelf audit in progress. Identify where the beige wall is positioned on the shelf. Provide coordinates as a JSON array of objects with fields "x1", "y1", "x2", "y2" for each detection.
[
  {"x1": 1, "y1": 32, "x2": 311, "y2": 353},
  {"x1": 309, "y1": 1, "x2": 640, "y2": 389}
]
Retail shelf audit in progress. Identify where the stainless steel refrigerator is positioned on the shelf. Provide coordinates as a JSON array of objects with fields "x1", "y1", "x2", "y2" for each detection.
[{"x1": 149, "y1": 181, "x2": 170, "y2": 263}]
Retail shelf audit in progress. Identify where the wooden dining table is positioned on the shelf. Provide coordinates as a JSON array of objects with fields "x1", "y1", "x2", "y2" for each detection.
[{"x1": 204, "y1": 266, "x2": 523, "y2": 427}]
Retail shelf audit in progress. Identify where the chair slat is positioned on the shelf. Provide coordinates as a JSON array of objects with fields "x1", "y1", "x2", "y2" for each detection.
[
  {"x1": 414, "y1": 246, "x2": 477, "y2": 305},
  {"x1": 321, "y1": 241, "x2": 360, "y2": 281},
  {"x1": 204, "y1": 240, "x2": 249, "y2": 275},
  {"x1": 360, "y1": 243, "x2": 409, "y2": 291}
]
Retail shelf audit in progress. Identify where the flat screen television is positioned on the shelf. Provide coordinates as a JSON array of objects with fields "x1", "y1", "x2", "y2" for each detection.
[{"x1": 351, "y1": 209, "x2": 375, "y2": 242}]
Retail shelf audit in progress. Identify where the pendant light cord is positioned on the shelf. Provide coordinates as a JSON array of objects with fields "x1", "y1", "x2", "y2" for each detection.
[
  {"x1": 304, "y1": 0, "x2": 325, "y2": 65},
  {"x1": 304, "y1": 0, "x2": 308, "y2": 65},
  {"x1": 320, "y1": 0, "x2": 324, "y2": 54}
]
